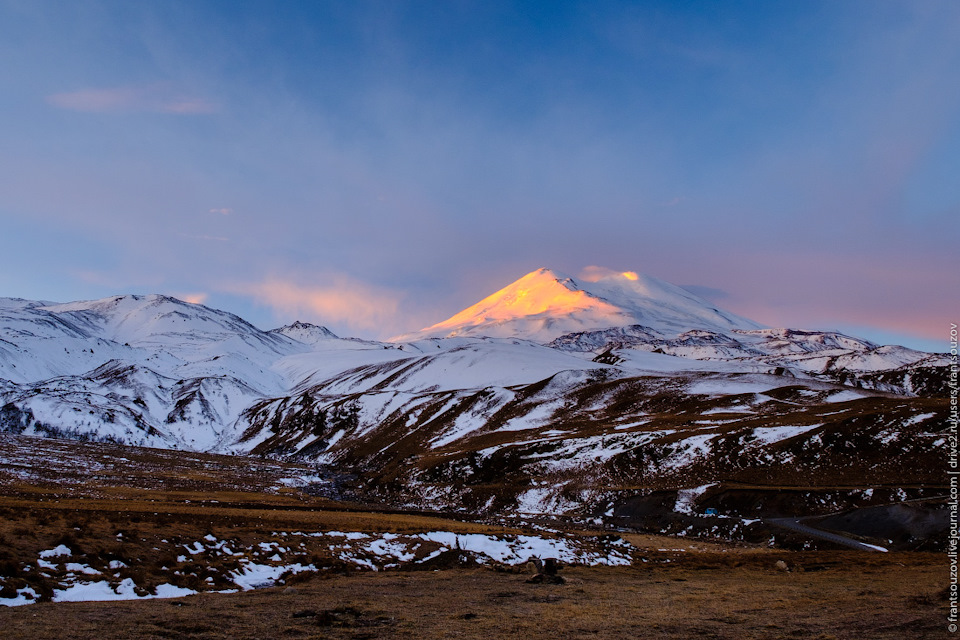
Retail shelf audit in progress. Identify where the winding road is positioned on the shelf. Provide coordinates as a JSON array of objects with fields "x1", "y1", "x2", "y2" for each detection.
[{"x1": 764, "y1": 517, "x2": 888, "y2": 552}]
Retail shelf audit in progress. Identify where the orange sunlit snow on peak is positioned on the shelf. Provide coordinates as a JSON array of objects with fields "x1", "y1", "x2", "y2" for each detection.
[
  {"x1": 430, "y1": 268, "x2": 619, "y2": 330},
  {"x1": 395, "y1": 266, "x2": 765, "y2": 343}
]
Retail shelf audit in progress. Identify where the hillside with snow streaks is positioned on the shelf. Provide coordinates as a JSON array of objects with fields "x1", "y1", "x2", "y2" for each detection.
[
  {"x1": 240, "y1": 364, "x2": 947, "y2": 519},
  {"x1": 0, "y1": 268, "x2": 952, "y2": 521}
]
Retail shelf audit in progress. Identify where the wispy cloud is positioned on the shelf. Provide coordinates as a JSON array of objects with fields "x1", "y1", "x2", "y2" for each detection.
[
  {"x1": 230, "y1": 275, "x2": 403, "y2": 333},
  {"x1": 47, "y1": 84, "x2": 218, "y2": 114},
  {"x1": 209, "y1": 208, "x2": 233, "y2": 215},
  {"x1": 177, "y1": 292, "x2": 209, "y2": 305},
  {"x1": 578, "y1": 266, "x2": 638, "y2": 282}
]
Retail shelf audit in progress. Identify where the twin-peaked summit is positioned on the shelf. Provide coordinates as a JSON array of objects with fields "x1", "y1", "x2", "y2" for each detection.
[{"x1": 395, "y1": 267, "x2": 763, "y2": 343}]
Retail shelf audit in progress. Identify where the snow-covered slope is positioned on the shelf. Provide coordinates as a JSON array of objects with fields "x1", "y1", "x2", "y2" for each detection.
[
  {"x1": 42, "y1": 295, "x2": 283, "y2": 349},
  {"x1": 0, "y1": 295, "x2": 299, "y2": 389},
  {"x1": 0, "y1": 295, "x2": 315, "y2": 449}
]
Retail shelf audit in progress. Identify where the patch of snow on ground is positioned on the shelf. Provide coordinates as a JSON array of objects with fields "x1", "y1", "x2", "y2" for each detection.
[
  {"x1": 904, "y1": 412, "x2": 936, "y2": 426},
  {"x1": 749, "y1": 424, "x2": 821, "y2": 445},
  {"x1": 825, "y1": 390, "x2": 867, "y2": 403},
  {"x1": 686, "y1": 378, "x2": 775, "y2": 397},
  {"x1": 660, "y1": 433, "x2": 716, "y2": 471},
  {"x1": 230, "y1": 561, "x2": 316, "y2": 590},
  {"x1": 525, "y1": 430, "x2": 676, "y2": 470},
  {"x1": 614, "y1": 419, "x2": 650, "y2": 430},
  {"x1": 363, "y1": 537, "x2": 416, "y2": 563},
  {"x1": 325, "y1": 531, "x2": 368, "y2": 540},
  {"x1": 877, "y1": 429, "x2": 901, "y2": 445},
  {"x1": 674, "y1": 484, "x2": 715, "y2": 514},
  {"x1": 414, "y1": 532, "x2": 632, "y2": 566},
  {"x1": 39, "y1": 545, "x2": 72, "y2": 558},
  {"x1": 52, "y1": 578, "x2": 197, "y2": 603},
  {"x1": 0, "y1": 587, "x2": 40, "y2": 607},
  {"x1": 65, "y1": 563, "x2": 101, "y2": 575},
  {"x1": 430, "y1": 411, "x2": 488, "y2": 448},
  {"x1": 53, "y1": 580, "x2": 133, "y2": 603},
  {"x1": 515, "y1": 487, "x2": 552, "y2": 514},
  {"x1": 496, "y1": 399, "x2": 565, "y2": 432},
  {"x1": 154, "y1": 584, "x2": 198, "y2": 598},
  {"x1": 277, "y1": 474, "x2": 326, "y2": 487},
  {"x1": 700, "y1": 406, "x2": 753, "y2": 415}
]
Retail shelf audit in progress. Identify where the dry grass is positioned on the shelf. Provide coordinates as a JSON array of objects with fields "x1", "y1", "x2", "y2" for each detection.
[
  {"x1": 0, "y1": 492, "x2": 511, "y2": 535},
  {"x1": 0, "y1": 559, "x2": 943, "y2": 639},
  {"x1": 0, "y1": 485, "x2": 525, "y2": 600}
]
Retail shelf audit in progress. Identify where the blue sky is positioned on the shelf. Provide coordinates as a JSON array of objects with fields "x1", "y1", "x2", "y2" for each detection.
[{"x1": 1, "y1": 0, "x2": 957, "y2": 350}]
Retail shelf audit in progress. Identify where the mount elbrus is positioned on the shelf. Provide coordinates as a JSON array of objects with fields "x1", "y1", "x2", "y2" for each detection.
[{"x1": 0, "y1": 269, "x2": 949, "y2": 545}]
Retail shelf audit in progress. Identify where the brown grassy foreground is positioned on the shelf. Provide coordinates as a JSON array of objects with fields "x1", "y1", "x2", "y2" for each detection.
[
  {"x1": 0, "y1": 554, "x2": 943, "y2": 640},
  {"x1": 0, "y1": 435, "x2": 948, "y2": 639},
  {"x1": 0, "y1": 484, "x2": 523, "y2": 600}
]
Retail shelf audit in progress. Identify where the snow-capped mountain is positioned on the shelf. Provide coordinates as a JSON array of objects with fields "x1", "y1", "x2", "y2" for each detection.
[
  {"x1": 270, "y1": 321, "x2": 339, "y2": 345},
  {"x1": 394, "y1": 268, "x2": 763, "y2": 342},
  {"x1": 0, "y1": 295, "x2": 295, "y2": 389},
  {"x1": 393, "y1": 268, "x2": 945, "y2": 395},
  {"x1": 0, "y1": 269, "x2": 951, "y2": 521}
]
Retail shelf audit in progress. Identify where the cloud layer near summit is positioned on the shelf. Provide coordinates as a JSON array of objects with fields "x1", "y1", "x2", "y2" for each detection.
[{"x1": 0, "y1": 1, "x2": 956, "y2": 349}]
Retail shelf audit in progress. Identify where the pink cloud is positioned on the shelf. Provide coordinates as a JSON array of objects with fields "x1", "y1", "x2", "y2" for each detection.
[
  {"x1": 231, "y1": 276, "x2": 403, "y2": 333},
  {"x1": 695, "y1": 250, "x2": 956, "y2": 344},
  {"x1": 177, "y1": 293, "x2": 209, "y2": 305},
  {"x1": 46, "y1": 84, "x2": 218, "y2": 114}
]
